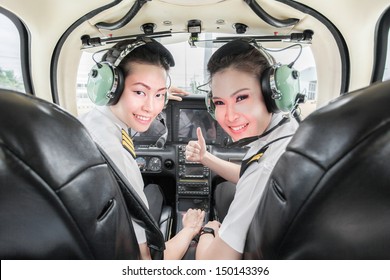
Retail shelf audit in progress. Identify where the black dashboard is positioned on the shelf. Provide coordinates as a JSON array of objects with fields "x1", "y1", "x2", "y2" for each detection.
[
  {"x1": 133, "y1": 96, "x2": 229, "y2": 148},
  {"x1": 133, "y1": 96, "x2": 237, "y2": 174},
  {"x1": 133, "y1": 96, "x2": 247, "y2": 232}
]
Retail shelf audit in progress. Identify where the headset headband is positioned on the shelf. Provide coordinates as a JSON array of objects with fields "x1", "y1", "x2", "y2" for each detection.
[
  {"x1": 245, "y1": 38, "x2": 275, "y2": 67},
  {"x1": 107, "y1": 36, "x2": 175, "y2": 67},
  {"x1": 113, "y1": 40, "x2": 146, "y2": 67}
]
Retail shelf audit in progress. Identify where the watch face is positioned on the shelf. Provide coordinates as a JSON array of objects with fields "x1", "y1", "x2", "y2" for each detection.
[
  {"x1": 203, "y1": 227, "x2": 213, "y2": 233},
  {"x1": 201, "y1": 227, "x2": 214, "y2": 236}
]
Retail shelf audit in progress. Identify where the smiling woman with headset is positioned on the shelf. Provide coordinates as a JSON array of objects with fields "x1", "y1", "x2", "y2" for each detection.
[
  {"x1": 79, "y1": 36, "x2": 205, "y2": 260},
  {"x1": 185, "y1": 38, "x2": 301, "y2": 259}
]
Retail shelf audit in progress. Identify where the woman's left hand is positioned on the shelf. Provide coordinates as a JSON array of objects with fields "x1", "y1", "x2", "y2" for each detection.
[
  {"x1": 182, "y1": 208, "x2": 205, "y2": 237},
  {"x1": 168, "y1": 86, "x2": 190, "y2": 101}
]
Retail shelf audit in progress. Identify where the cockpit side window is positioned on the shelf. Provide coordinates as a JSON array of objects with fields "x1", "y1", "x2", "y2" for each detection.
[
  {"x1": 0, "y1": 9, "x2": 28, "y2": 93},
  {"x1": 372, "y1": 6, "x2": 390, "y2": 83},
  {"x1": 382, "y1": 29, "x2": 390, "y2": 81}
]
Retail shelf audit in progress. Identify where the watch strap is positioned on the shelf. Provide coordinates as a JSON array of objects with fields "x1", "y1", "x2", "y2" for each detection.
[{"x1": 200, "y1": 226, "x2": 215, "y2": 237}]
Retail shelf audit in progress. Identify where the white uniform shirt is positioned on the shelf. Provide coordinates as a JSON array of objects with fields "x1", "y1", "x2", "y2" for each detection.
[
  {"x1": 79, "y1": 106, "x2": 148, "y2": 244},
  {"x1": 218, "y1": 113, "x2": 298, "y2": 253}
]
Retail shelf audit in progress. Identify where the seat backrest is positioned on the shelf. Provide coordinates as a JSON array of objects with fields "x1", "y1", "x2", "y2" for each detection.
[
  {"x1": 244, "y1": 80, "x2": 390, "y2": 259},
  {"x1": 0, "y1": 90, "x2": 140, "y2": 259}
]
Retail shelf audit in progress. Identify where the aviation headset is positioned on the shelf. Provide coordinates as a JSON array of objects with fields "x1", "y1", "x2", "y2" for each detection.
[
  {"x1": 205, "y1": 37, "x2": 301, "y2": 118},
  {"x1": 86, "y1": 36, "x2": 175, "y2": 106}
]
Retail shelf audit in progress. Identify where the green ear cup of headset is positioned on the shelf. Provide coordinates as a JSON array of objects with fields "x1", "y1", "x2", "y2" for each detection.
[
  {"x1": 87, "y1": 63, "x2": 121, "y2": 106},
  {"x1": 273, "y1": 65, "x2": 300, "y2": 112}
]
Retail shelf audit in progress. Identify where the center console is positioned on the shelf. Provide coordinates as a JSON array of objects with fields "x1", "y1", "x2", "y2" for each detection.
[{"x1": 175, "y1": 144, "x2": 211, "y2": 231}]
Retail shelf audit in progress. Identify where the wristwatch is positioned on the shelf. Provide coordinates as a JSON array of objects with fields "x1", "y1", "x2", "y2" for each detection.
[{"x1": 200, "y1": 226, "x2": 215, "y2": 237}]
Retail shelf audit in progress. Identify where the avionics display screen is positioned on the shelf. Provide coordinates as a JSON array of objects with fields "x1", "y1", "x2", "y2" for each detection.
[
  {"x1": 184, "y1": 166, "x2": 204, "y2": 176},
  {"x1": 177, "y1": 108, "x2": 217, "y2": 142}
]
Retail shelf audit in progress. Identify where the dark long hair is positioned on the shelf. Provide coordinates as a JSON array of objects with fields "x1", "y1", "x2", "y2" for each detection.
[{"x1": 207, "y1": 40, "x2": 271, "y2": 82}]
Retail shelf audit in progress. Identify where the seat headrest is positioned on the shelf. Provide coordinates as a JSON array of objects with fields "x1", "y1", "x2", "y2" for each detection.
[
  {"x1": 244, "y1": 80, "x2": 390, "y2": 259},
  {"x1": 0, "y1": 90, "x2": 139, "y2": 259}
]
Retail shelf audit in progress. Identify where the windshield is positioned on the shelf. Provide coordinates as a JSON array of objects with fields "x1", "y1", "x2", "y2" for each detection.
[{"x1": 76, "y1": 34, "x2": 317, "y2": 118}]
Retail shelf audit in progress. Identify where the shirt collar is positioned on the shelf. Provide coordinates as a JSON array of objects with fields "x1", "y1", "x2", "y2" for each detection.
[
  {"x1": 245, "y1": 113, "x2": 284, "y2": 149},
  {"x1": 96, "y1": 106, "x2": 128, "y2": 132}
]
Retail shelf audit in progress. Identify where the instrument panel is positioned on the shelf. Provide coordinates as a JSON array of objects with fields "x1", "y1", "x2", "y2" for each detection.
[
  {"x1": 133, "y1": 97, "x2": 246, "y2": 176},
  {"x1": 133, "y1": 97, "x2": 247, "y2": 232},
  {"x1": 135, "y1": 156, "x2": 162, "y2": 172}
]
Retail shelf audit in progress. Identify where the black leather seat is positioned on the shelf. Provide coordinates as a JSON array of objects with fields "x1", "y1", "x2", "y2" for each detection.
[
  {"x1": 159, "y1": 205, "x2": 173, "y2": 241},
  {"x1": 244, "y1": 80, "x2": 390, "y2": 259},
  {"x1": 143, "y1": 183, "x2": 173, "y2": 241},
  {"x1": 0, "y1": 90, "x2": 164, "y2": 259}
]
